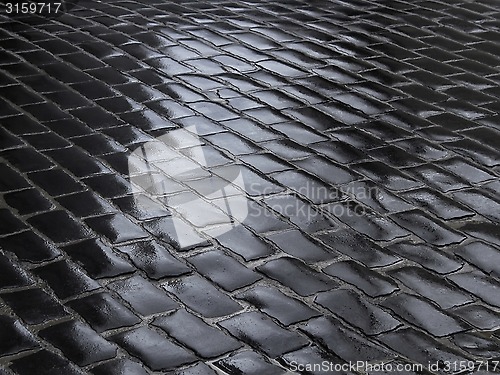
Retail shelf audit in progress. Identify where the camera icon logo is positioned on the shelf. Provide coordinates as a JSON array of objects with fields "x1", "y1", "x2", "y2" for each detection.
[{"x1": 129, "y1": 125, "x2": 248, "y2": 249}]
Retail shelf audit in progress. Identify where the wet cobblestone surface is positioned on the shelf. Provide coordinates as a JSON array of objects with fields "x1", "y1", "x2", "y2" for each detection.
[{"x1": 0, "y1": 0, "x2": 500, "y2": 374}]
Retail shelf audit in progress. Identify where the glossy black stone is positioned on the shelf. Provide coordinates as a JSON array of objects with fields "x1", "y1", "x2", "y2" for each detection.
[
  {"x1": 174, "y1": 362, "x2": 219, "y2": 375},
  {"x1": 82, "y1": 173, "x2": 135, "y2": 198},
  {"x1": 0, "y1": 128, "x2": 23, "y2": 151},
  {"x1": 0, "y1": 231, "x2": 60, "y2": 263},
  {"x1": 39, "y1": 320, "x2": 116, "y2": 366},
  {"x1": 444, "y1": 138, "x2": 500, "y2": 167},
  {"x1": 28, "y1": 169, "x2": 84, "y2": 197},
  {"x1": 46, "y1": 147, "x2": 111, "y2": 178},
  {"x1": 313, "y1": 132, "x2": 358, "y2": 160},
  {"x1": 325, "y1": 201, "x2": 410, "y2": 242},
  {"x1": 90, "y1": 358, "x2": 149, "y2": 375},
  {"x1": 403, "y1": 164, "x2": 469, "y2": 193},
  {"x1": 460, "y1": 222, "x2": 500, "y2": 247},
  {"x1": 340, "y1": 180, "x2": 413, "y2": 214},
  {"x1": 33, "y1": 260, "x2": 100, "y2": 299},
  {"x1": 117, "y1": 240, "x2": 190, "y2": 280},
  {"x1": 57, "y1": 191, "x2": 117, "y2": 218},
  {"x1": 10, "y1": 350, "x2": 84, "y2": 375},
  {"x1": 219, "y1": 312, "x2": 308, "y2": 357},
  {"x1": 162, "y1": 274, "x2": 241, "y2": 318},
  {"x1": 188, "y1": 249, "x2": 261, "y2": 291},
  {"x1": 0, "y1": 253, "x2": 33, "y2": 290},
  {"x1": 0, "y1": 316, "x2": 39, "y2": 356},
  {"x1": 28, "y1": 210, "x2": 91, "y2": 243},
  {"x1": 300, "y1": 316, "x2": 395, "y2": 362},
  {"x1": 263, "y1": 194, "x2": 337, "y2": 233},
  {"x1": 385, "y1": 241, "x2": 463, "y2": 275},
  {"x1": 316, "y1": 289, "x2": 401, "y2": 335},
  {"x1": 447, "y1": 271, "x2": 500, "y2": 308},
  {"x1": 293, "y1": 155, "x2": 360, "y2": 185},
  {"x1": 452, "y1": 189, "x2": 500, "y2": 222},
  {"x1": 390, "y1": 209, "x2": 466, "y2": 247},
  {"x1": 400, "y1": 188, "x2": 475, "y2": 221},
  {"x1": 439, "y1": 157, "x2": 495, "y2": 184},
  {"x1": 393, "y1": 137, "x2": 450, "y2": 162},
  {"x1": 454, "y1": 241, "x2": 500, "y2": 277},
  {"x1": 215, "y1": 350, "x2": 285, "y2": 375},
  {"x1": 258, "y1": 257, "x2": 338, "y2": 296},
  {"x1": 452, "y1": 332, "x2": 500, "y2": 358},
  {"x1": 261, "y1": 139, "x2": 312, "y2": 160},
  {"x1": 112, "y1": 195, "x2": 170, "y2": 220},
  {"x1": 204, "y1": 225, "x2": 274, "y2": 261},
  {"x1": 153, "y1": 309, "x2": 241, "y2": 358},
  {"x1": 62, "y1": 239, "x2": 135, "y2": 279},
  {"x1": 110, "y1": 327, "x2": 196, "y2": 371},
  {"x1": 108, "y1": 275, "x2": 178, "y2": 316},
  {"x1": 2, "y1": 288, "x2": 67, "y2": 325},
  {"x1": 240, "y1": 200, "x2": 291, "y2": 234},
  {"x1": 2, "y1": 0, "x2": 500, "y2": 371},
  {"x1": 85, "y1": 213, "x2": 149, "y2": 244},
  {"x1": 0, "y1": 209, "x2": 28, "y2": 236},
  {"x1": 380, "y1": 328, "x2": 468, "y2": 366},
  {"x1": 389, "y1": 266, "x2": 473, "y2": 309},
  {"x1": 316, "y1": 229, "x2": 399, "y2": 267},
  {"x1": 5, "y1": 188, "x2": 54, "y2": 215},
  {"x1": 266, "y1": 229, "x2": 336, "y2": 263},
  {"x1": 271, "y1": 169, "x2": 341, "y2": 204},
  {"x1": 280, "y1": 346, "x2": 347, "y2": 375},
  {"x1": 451, "y1": 303, "x2": 500, "y2": 330},
  {"x1": 381, "y1": 293, "x2": 470, "y2": 337},
  {"x1": 236, "y1": 285, "x2": 320, "y2": 326},
  {"x1": 1, "y1": 147, "x2": 54, "y2": 172},
  {"x1": 284, "y1": 106, "x2": 342, "y2": 132},
  {"x1": 67, "y1": 292, "x2": 140, "y2": 333},
  {"x1": 324, "y1": 261, "x2": 399, "y2": 297},
  {"x1": 144, "y1": 216, "x2": 208, "y2": 251}
]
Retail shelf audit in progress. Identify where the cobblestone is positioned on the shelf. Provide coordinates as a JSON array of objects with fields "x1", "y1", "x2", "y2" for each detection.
[
  {"x1": 379, "y1": 328, "x2": 469, "y2": 367},
  {"x1": 63, "y1": 239, "x2": 135, "y2": 278},
  {"x1": 2, "y1": 288, "x2": 67, "y2": 325},
  {"x1": 316, "y1": 229, "x2": 399, "y2": 267},
  {"x1": 389, "y1": 266, "x2": 473, "y2": 309},
  {"x1": 316, "y1": 289, "x2": 400, "y2": 336},
  {"x1": 66, "y1": 292, "x2": 140, "y2": 333},
  {"x1": 381, "y1": 293, "x2": 470, "y2": 337},
  {"x1": 236, "y1": 285, "x2": 319, "y2": 326},
  {"x1": 257, "y1": 257, "x2": 338, "y2": 296},
  {"x1": 108, "y1": 275, "x2": 178, "y2": 316},
  {"x1": 153, "y1": 309, "x2": 241, "y2": 359},
  {"x1": 324, "y1": 261, "x2": 399, "y2": 298},
  {"x1": 215, "y1": 350, "x2": 284, "y2": 375},
  {"x1": 0, "y1": 316, "x2": 38, "y2": 357},
  {"x1": 10, "y1": 350, "x2": 84, "y2": 375},
  {"x1": 1, "y1": 0, "x2": 500, "y2": 372},
  {"x1": 162, "y1": 274, "x2": 241, "y2": 318},
  {"x1": 33, "y1": 260, "x2": 100, "y2": 299},
  {"x1": 38, "y1": 320, "x2": 117, "y2": 366},
  {"x1": 90, "y1": 358, "x2": 149, "y2": 375},
  {"x1": 300, "y1": 316, "x2": 395, "y2": 362},
  {"x1": 110, "y1": 327, "x2": 196, "y2": 371},
  {"x1": 219, "y1": 311, "x2": 308, "y2": 358}
]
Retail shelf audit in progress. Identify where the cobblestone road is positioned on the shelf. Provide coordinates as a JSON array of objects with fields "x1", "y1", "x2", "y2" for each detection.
[{"x1": 0, "y1": 0, "x2": 500, "y2": 374}]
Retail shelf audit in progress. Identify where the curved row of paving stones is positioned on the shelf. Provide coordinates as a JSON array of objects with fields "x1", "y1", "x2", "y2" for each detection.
[{"x1": 0, "y1": 0, "x2": 500, "y2": 373}]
